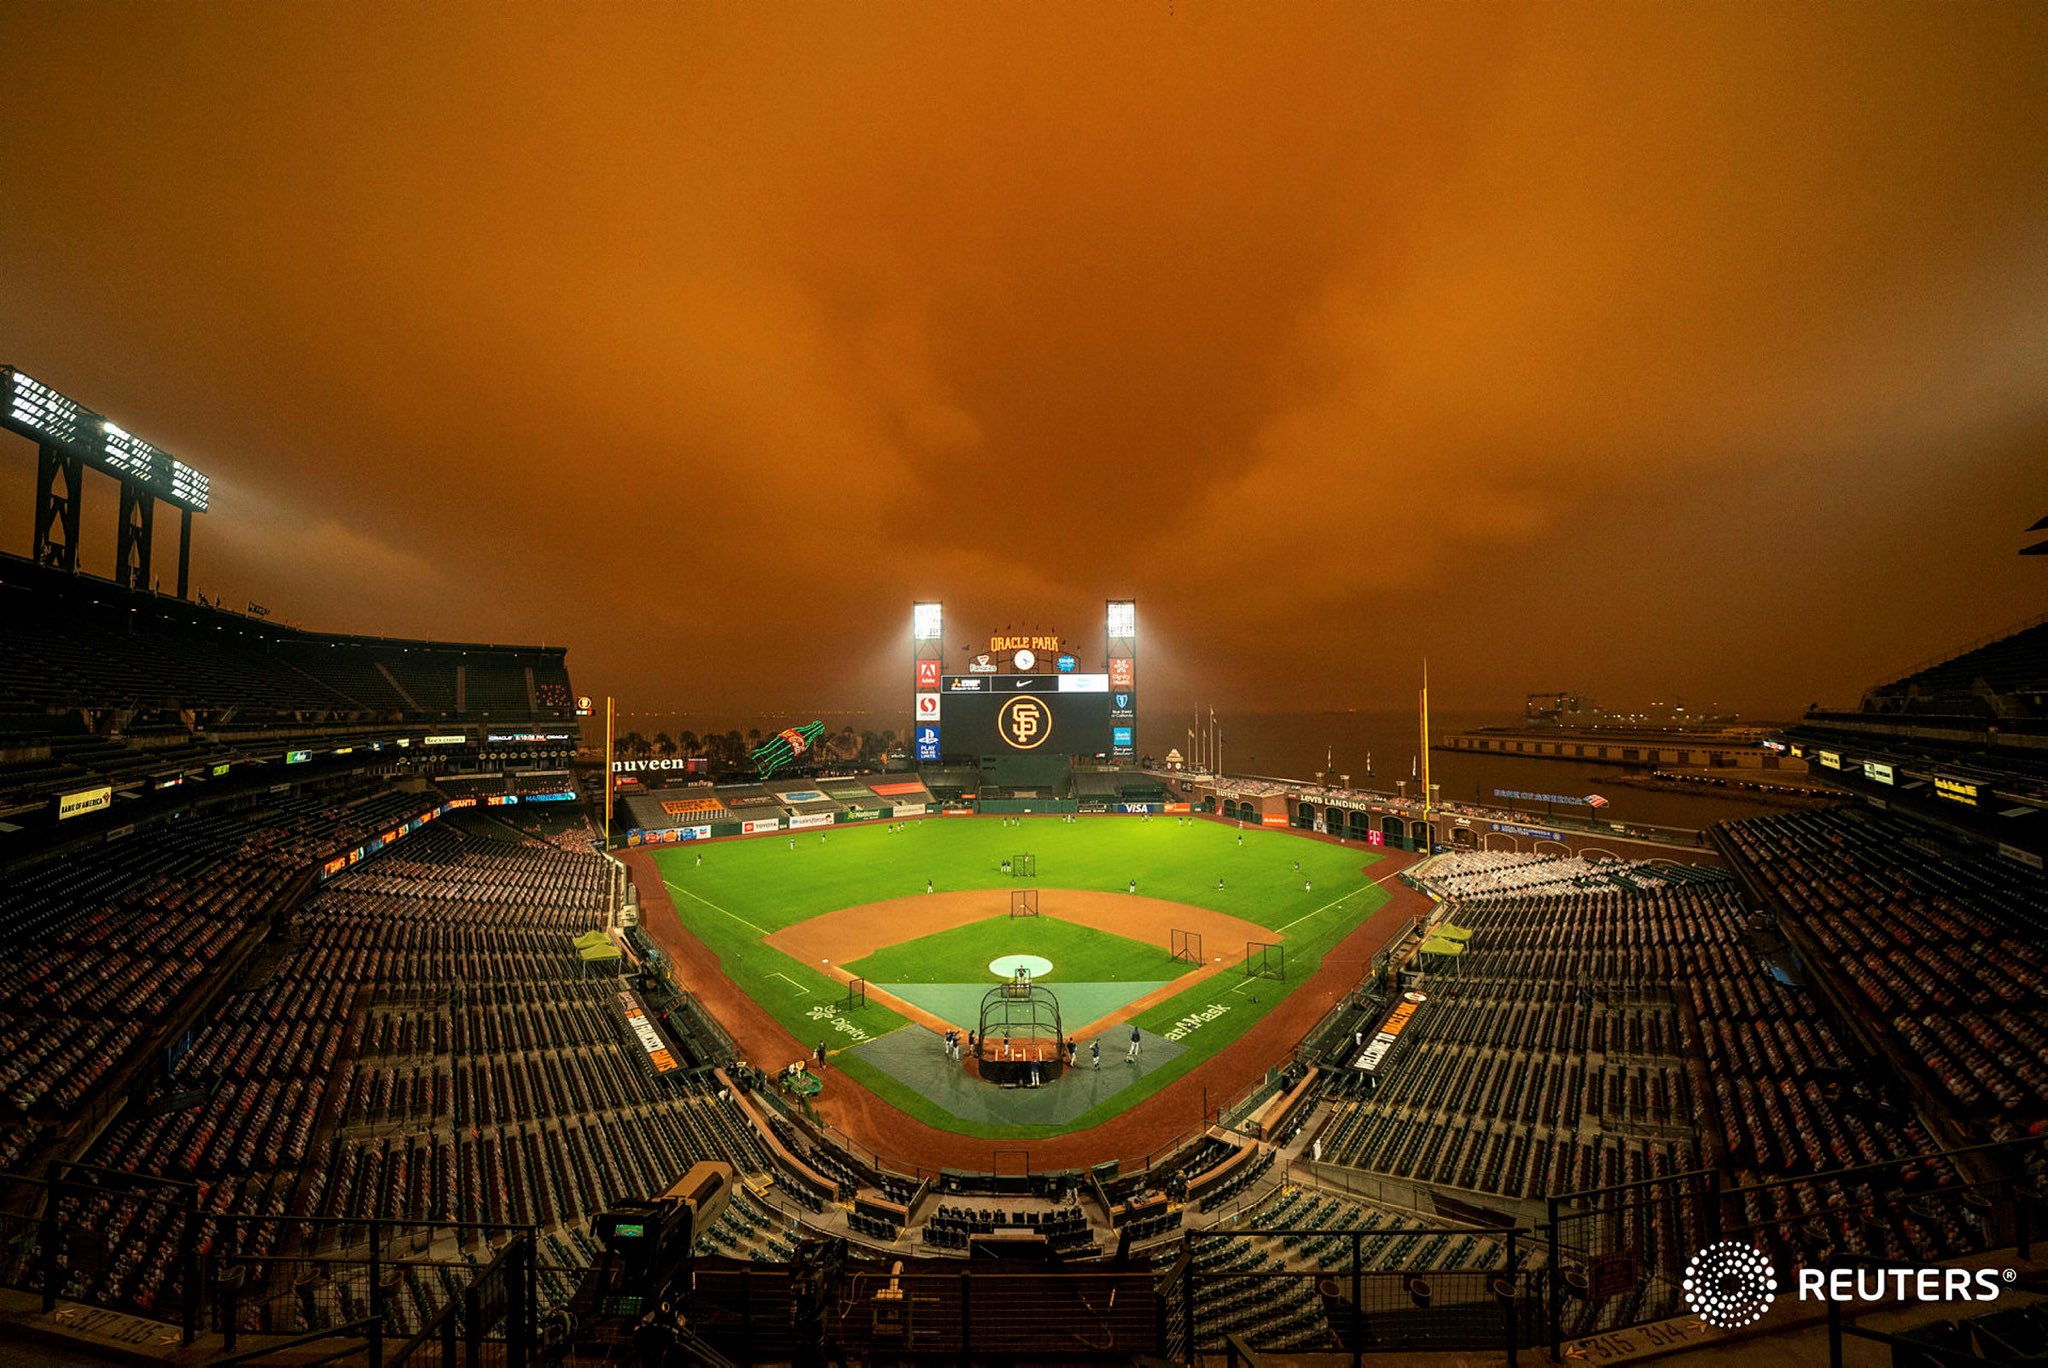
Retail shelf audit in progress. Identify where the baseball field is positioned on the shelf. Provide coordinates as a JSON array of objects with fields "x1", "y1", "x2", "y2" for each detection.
[{"x1": 646, "y1": 815, "x2": 1389, "y2": 1140}]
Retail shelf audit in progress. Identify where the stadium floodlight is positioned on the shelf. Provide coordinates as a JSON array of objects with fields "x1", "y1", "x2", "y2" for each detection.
[
  {"x1": 913, "y1": 601, "x2": 944, "y2": 641},
  {"x1": 169, "y1": 459, "x2": 210, "y2": 513},
  {"x1": 5, "y1": 369, "x2": 89, "y2": 451},
  {"x1": 101, "y1": 421, "x2": 167, "y2": 487},
  {"x1": 1107, "y1": 600, "x2": 1136, "y2": 638}
]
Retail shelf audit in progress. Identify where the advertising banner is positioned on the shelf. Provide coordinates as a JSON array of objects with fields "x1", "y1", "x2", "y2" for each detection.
[
  {"x1": 1109, "y1": 658, "x2": 1134, "y2": 688},
  {"x1": 1056, "y1": 674, "x2": 1109, "y2": 692},
  {"x1": 914, "y1": 692, "x2": 941, "y2": 721},
  {"x1": 1493, "y1": 788, "x2": 1590, "y2": 806},
  {"x1": 1366, "y1": 830, "x2": 1385, "y2": 847},
  {"x1": 1078, "y1": 801, "x2": 1108, "y2": 814},
  {"x1": 916, "y1": 725, "x2": 941, "y2": 761},
  {"x1": 844, "y1": 806, "x2": 883, "y2": 822},
  {"x1": 871, "y1": 781, "x2": 926, "y2": 797},
  {"x1": 424, "y1": 734, "x2": 467, "y2": 746},
  {"x1": 56, "y1": 785, "x2": 113, "y2": 820},
  {"x1": 916, "y1": 659, "x2": 941, "y2": 689},
  {"x1": 1864, "y1": 761, "x2": 1895, "y2": 785},
  {"x1": 1355, "y1": 1000, "x2": 1420, "y2": 1073},
  {"x1": 779, "y1": 790, "x2": 828, "y2": 804},
  {"x1": 891, "y1": 802, "x2": 927, "y2": 817},
  {"x1": 1819, "y1": 750, "x2": 1842, "y2": 770},
  {"x1": 1164, "y1": 802, "x2": 1190, "y2": 814},
  {"x1": 1261, "y1": 813, "x2": 1289, "y2": 826},
  {"x1": 788, "y1": 812, "x2": 834, "y2": 830},
  {"x1": 618, "y1": 991, "x2": 678, "y2": 1074},
  {"x1": 1935, "y1": 776, "x2": 1979, "y2": 806},
  {"x1": 1491, "y1": 821, "x2": 1564, "y2": 841},
  {"x1": 1119, "y1": 802, "x2": 1155, "y2": 814},
  {"x1": 625, "y1": 827, "x2": 701, "y2": 846},
  {"x1": 742, "y1": 817, "x2": 783, "y2": 835},
  {"x1": 661, "y1": 796, "x2": 725, "y2": 817}
]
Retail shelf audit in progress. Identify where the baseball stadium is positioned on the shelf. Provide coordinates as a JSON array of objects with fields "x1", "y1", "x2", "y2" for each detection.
[
  {"x1": 1, "y1": 8, "x2": 2045, "y2": 1363},
  {"x1": 0, "y1": 416, "x2": 2045, "y2": 1366}
]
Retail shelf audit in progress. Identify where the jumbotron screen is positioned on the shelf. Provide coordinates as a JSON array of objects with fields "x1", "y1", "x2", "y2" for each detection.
[{"x1": 926, "y1": 676, "x2": 1116, "y2": 760}]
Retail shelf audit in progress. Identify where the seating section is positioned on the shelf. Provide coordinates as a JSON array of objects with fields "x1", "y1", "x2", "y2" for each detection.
[
  {"x1": 921, "y1": 1199, "x2": 1095, "y2": 1256},
  {"x1": 0, "y1": 552, "x2": 574, "y2": 732},
  {"x1": 48, "y1": 810, "x2": 815, "y2": 1334},
  {"x1": 1184, "y1": 1186, "x2": 1514, "y2": 1355},
  {"x1": 1317, "y1": 850, "x2": 2028, "y2": 1336},
  {"x1": 1859, "y1": 618, "x2": 2048, "y2": 717},
  {"x1": 1315, "y1": 879, "x2": 1720, "y2": 1221},
  {"x1": 0, "y1": 787, "x2": 427, "y2": 1146},
  {"x1": 1721, "y1": 806, "x2": 2048, "y2": 1121}
]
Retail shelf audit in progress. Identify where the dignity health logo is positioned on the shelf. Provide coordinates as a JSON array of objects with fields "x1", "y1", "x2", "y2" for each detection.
[{"x1": 1682, "y1": 1241, "x2": 2017, "y2": 1331}]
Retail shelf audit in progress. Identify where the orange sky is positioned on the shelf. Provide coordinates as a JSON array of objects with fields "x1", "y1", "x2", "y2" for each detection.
[{"x1": 0, "y1": 2, "x2": 2042, "y2": 720}]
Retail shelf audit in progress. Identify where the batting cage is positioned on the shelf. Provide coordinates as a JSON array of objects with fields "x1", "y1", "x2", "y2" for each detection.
[
  {"x1": 1170, "y1": 928, "x2": 1204, "y2": 965},
  {"x1": 973, "y1": 981, "x2": 1065, "y2": 1085}
]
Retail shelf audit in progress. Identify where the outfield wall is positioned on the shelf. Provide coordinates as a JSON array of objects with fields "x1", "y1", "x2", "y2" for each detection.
[{"x1": 623, "y1": 798, "x2": 1197, "y2": 844}]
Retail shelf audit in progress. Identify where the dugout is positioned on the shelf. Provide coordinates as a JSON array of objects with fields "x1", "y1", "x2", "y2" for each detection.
[{"x1": 973, "y1": 982, "x2": 1066, "y2": 1085}]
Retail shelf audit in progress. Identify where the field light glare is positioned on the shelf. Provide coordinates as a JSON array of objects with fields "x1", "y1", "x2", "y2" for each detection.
[
  {"x1": 913, "y1": 602, "x2": 943, "y2": 641},
  {"x1": 1107, "y1": 600, "x2": 1136, "y2": 637},
  {"x1": 102, "y1": 421, "x2": 165, "y2": 484},
  {"x1": 7, "y1": 370, "x2": 87, "y2": 449}
]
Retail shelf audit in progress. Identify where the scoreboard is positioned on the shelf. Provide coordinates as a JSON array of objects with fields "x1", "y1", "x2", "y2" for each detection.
[
  {"x1": 923, "y1": 676, "x2": 1115, "y2": 761},
  {"x1": 910, "y1": 601, "x2": 1137, "y2": 765}
]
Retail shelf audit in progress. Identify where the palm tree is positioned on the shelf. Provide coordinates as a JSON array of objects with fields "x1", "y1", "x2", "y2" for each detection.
[
  {"x1": 679, "y1": 729, "x2": 700, "y2": 756},
  {"x1": 654, "y1": 731, "x2": 674, "y2": 757}
]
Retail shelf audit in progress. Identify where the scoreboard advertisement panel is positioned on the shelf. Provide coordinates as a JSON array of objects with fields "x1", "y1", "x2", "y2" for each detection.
[{"x1": 937, "y1": 676, "x2": 1112, "y2": 758}]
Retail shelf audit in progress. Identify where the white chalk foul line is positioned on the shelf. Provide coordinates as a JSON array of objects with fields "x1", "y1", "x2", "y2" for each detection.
[
  {"x1": 664, "y1": 879, "x2": 771, "y2": 937},
  {"x1": 768, "y1": 971, "x2": 812, "y2": 996},
  {"x1": 1273, "y1": 884, "x2": 1372, "y2": 937}
]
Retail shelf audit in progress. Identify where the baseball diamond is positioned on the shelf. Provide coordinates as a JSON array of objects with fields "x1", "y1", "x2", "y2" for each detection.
[{"x1": 632, "y1": 813, "x2": 1405, "y2": 1151}]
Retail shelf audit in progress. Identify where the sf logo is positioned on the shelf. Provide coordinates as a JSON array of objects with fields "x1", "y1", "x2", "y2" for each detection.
[{"x1": 999, "y1": 695, "x2": 1052, "y2": 750}]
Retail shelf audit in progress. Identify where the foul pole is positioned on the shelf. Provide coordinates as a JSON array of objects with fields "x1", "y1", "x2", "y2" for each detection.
[
  {"x1": 604, "y1": 695, "x2": 614, "y2": 850},
  {"x1": 1419, "y1": 661, "x2": 1432, "y2": 844}
]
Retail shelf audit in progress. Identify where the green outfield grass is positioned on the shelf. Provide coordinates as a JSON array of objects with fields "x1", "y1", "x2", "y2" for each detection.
[
  {"x1": 844, "y1": 914, "x2": 1180, "y2": 985},
  {"x1": 648, "y1": 815, "x2": 1387, "y2": 1139}
]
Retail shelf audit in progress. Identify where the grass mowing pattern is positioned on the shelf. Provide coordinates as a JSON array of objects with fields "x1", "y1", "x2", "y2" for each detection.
[
  {"x1": 845, "y1": 914, "x2": 1181, "y2": 985},
  {"x1": 650, "y1": 816, "x2": 1385, "y2": 1139}
]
